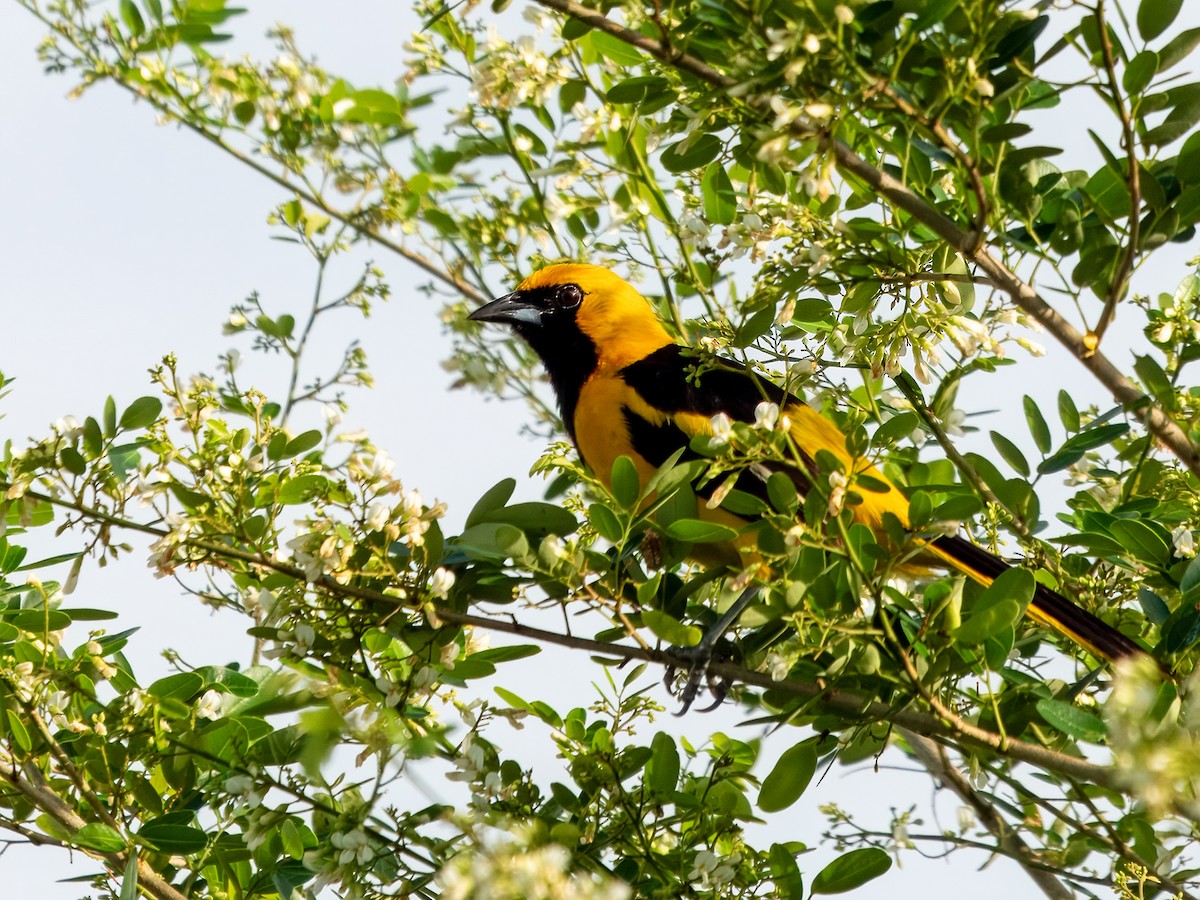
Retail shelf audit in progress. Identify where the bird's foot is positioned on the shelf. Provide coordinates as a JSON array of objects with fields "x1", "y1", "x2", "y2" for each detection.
[
  {"x1": 661, "y1": 584, "x2": 761, "y2": 714},
  {"x1": 664, "y1": 641, "x2": 735, "y2": 714}
]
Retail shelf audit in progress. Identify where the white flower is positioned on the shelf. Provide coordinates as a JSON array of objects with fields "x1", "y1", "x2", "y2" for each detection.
[
  {"x1": 766, "y1": 653, "x2": 789, "y2": 681},
  {"x1": 429, "y1": 567, "x2": 456, "y2": 599},
  {"x1": 802, "y1": 34, "x2": 820, "y2": 53},
  {"x1": 957, "y1": 805, "x2": 976, "y2": 832},
  {"x1": 1016, "y1": 337, "x2": 1046, "y2": 357},
  {"x1": 374, "y1": 675, "x2": 403, "y2": 708},
  {"x1": 402, "y1": 489, "x2": 424, "y2": 518},
  {"x1": 413, "y1": 665, "x2": 438, "y2": 691},
  {"x1": 835, "y1": 4, "x2": 854, "y2": 24},
  {"x1": 225, "y1": 774, "x2": 253, "y2": 795},
  {"x1": 1172, "y1": 526, "x2": 1196, "y2": 559},
  {"x1": 196, "y1": 689, "x2": 223, "y2": 721},
  {"x1": 366, "y1": 501, "x2": 392, "y2": 531},
  {"x1": 784, "y1": 524, "x2": 807, "y2": 548},
  {"x1": 804, "y1": 102, "x2": 833, "y2": 121},
  {"x1": 293, "y1": 623, "x2": 316, "y2": 655},
  {"x1": 710, "y1": 412, "x2": 734, "y2": 446},
  {"x1": 689, "y1": 849, "x2": 739, "y2": 888},
  {"x1": 53, "y1": 416, "x2": 83, "y2": 440},
  {"x1": 754, "y1": 401, "x2": 780, "y2": 430},
  {"x1": 827, "y1": 470, "x2": 848, "y2": 516}
]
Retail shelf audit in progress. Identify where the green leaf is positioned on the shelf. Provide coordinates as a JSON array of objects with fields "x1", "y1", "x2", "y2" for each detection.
[
  {"x1": 768, "y1": 843, "x2": 804, "y2": 898},
  {"x1": 1023, "y1": 396, "x2": 1052, "y2": 454},
  {"x1": 1109, "y1": 518, "x2": 1171, "y2": 567},
  {"x1": 5, "y1": 709, "x2": 30, "y2": 752},
  {"x1": 1138, "y1": 586, "x2": 1171, "y2": 626},
  {"x1": 1084, "y1": 166, "x2": 1131, "y2": 219},
  {"x1": 1040, "y1": 423, "x2": 1130, "y2": 472},
  {"x1": 1124, "y1": 51, "x2": 1158, "y2": 96},
  {"x1": 660, "y1": 134, "x2": 722, "y2": 173},
  {"x1": 73, "y1": 823, "x2": 127, "y2": 853},
  {"x1": 605, "y1": 75, "x2": 669, "y2": 104},
  {"x1": 276, "y1": 474, "x2": 330, "y2": 505},
  {"x1": 1060, "y1": 422, "x2": 1129, "y2": 453},
  {"x1": 1036, "y1": 698, "x2": 1107, "y2": 742},
  {"x1": 1057, "y1": 390, "x2": 1080, "y2": 432},
  {"x1": 198, "y1": 665, "x2": 259, "y2": 697},
  {"x1": 473, "y1": 502, "x2": 578, "y2": 537},
  {"x1": 103, "y1": 395, "x2": 117, "y2": 437},
  {"x1": 955, "y1": 598, "x2": 1022, "y2": 646},
  {"x1": 989, "y1": 431, "x2": 1030, "y2": 476},
  {"x1": 119, "y1": 849, "x2": 139, "y2": 900},
  {"x1": 767, "y1": 471, "x2": 799, "y2": 515},
  {"x1": 147, "y1": 671, "x2": 205, "y2": 702},
  {"x1": 1161, "y1": 601, "x2": 1200, "y2": 653},
  {"x1": 465, "y1": 478, "x2": 516, "y2": 527},
  {"x1": 664, "y1": 519, "x2": 739, "y2": 543},
  {"x1": 610, "y1": 455, "x2": 641, "y2": 508},
  {"x1": 454, "y1": 522, "x2": 528, "y2": 560},
  {"x1": 136, "y1": 821, "x2": 208, "y2": 854},
  {"x1": 60, "y1": 608, "x2": 120, "y2": 621},
  {"x1": 10, "y1": 609, "x2": 72, "y2": 632},
  {"x1": 757, "y1": 741, "x2": 817, "y2": 812},
  {"x1": 981, "y1": 122, "x2": 1032, "y2": 143},
  {"x1": 1159, "y1": 28, "x2": 1200, "y2": 74},
  {"x1": 108, "y1": 443, "x2": 142, "y2": 478},
  {"x1": 642, "y1": 609, "x2": 701, "y2": 646},
  {"x1": 701, "y1": 162, "x2": 736, "y2": 225},
  {"x1": 646, "y1": 731, "x2": 680, "y2": 794},
  {"x1": 588, "y1": 503, "x2": 625, "y2": 543},
  {"x1": 119, "y1": 396, "x2": 163, "y2": 431},
  {"x1": 471, "y1": 645, "x2": 541, "y2": 664},
  {"x1": 59, "y1": 447, "x2": 87, "y2": 476},
  {"x1": 811, "y1": 847, "x2": 893, "y2": 894},
  {"x1": 284, "y1": 430, "x2": 323, "y2": 457},
  {"x1": 280, "y1": 818, "x2": 304, "y2": 860},
  {"x1": 1138, "y1": 0, "x2": 1182, "y2": 41},
  {"x1": 119, "y1": 0, "x2": 145, "y2": 35},
  {"x1": 590, "y1": 30, "x2": 644, "y2": 65}
]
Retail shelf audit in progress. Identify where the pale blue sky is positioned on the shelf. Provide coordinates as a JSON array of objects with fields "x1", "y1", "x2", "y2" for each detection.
[{"x1": 3, "y1": 2, "x2": 1198, "y2": 897}]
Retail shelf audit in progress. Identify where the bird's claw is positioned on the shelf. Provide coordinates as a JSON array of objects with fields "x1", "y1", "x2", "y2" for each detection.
[{"x1": 664, "y1": 643, "x2": 733, "y2": 715}]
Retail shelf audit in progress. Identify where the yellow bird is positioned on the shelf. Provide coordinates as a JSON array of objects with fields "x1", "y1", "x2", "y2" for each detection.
[{"x1": 469, "y1": 263, "x2": 1147, "y2": 666}]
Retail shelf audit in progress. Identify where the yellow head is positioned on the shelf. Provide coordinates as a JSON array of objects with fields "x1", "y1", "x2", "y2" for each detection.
[{"x1": 469, "y1": 263, "x2": 675, "y2": 374}]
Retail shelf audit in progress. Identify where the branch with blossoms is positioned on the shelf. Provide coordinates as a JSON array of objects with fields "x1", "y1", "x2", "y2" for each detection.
[
  {"x1": 526, "y1": 0, "x2": 1200, "y2": 479},
  {"x1": 6, "y1": 475, "x2": 1200, "y2": 826}
]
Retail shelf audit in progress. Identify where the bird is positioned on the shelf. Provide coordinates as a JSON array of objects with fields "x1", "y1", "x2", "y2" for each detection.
[{"x1": 468, "y1": 262, "x2": 1149, "y2": 689}]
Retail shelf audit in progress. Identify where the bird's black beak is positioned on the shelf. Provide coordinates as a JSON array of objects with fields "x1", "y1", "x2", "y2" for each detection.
[{"x1": 467, "y1": 291, "x2": 544, "y2": 327}]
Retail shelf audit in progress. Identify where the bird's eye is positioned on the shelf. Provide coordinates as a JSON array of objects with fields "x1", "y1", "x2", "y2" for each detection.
[{"x1": 556, "y1": 284, "x2": 584, "y2": 309}]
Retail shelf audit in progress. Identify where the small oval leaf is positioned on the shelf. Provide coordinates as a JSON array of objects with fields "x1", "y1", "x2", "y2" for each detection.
[{"x1": 812, "y1": 847, "x2": 893, "y2": 894}]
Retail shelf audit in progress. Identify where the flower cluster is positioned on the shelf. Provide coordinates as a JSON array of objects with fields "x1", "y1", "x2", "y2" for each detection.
[{"x1": 1105, "y1": 657, "x2": 1200, "y2": 816}]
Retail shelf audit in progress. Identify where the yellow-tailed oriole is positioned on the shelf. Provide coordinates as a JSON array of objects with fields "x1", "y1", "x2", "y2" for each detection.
[{"x1": 469, "y1": 263, "x2": 1146, "y2": 666}]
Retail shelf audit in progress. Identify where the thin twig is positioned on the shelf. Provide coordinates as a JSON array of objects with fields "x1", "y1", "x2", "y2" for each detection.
[{"x1": 1090, "y1": 0, "x2": 1141, "y2": 346}]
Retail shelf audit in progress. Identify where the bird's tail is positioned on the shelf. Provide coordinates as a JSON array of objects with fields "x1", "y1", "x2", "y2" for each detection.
[{"x1": 926, "y1": 534, "x2": 1147, "y2": 663}]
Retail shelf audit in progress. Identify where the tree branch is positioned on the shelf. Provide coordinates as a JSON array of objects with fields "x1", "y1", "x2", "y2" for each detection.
[
  {"x1": 897, "y1": 727, "x2": 1073, "y2": 900},
  {"x1": 6, "y1": 480, "x2": 1185, "y2": 816},
  {"x1": 0, "y1": 758, "x2": 187, "y2": 900},
  {"x1": 528, "y1": 0, "x2": 1200, "y2": 478}
]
